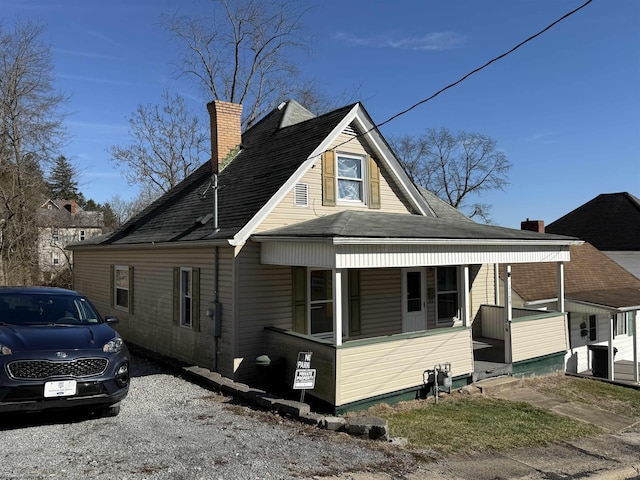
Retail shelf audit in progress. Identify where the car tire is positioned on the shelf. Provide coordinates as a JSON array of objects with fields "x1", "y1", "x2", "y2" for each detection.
[{"x1": 100, "y1": 404, "x2": 121, "y2": 417}]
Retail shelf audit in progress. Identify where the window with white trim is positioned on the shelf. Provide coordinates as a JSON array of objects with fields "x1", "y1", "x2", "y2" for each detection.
[
  {"x1": 337, "y1": 154, "x2": 365, "y2": 203},
  {"x1": 309, "y1": 269, "x2": 333, "y2": 336},
  {"x1": 79, "y1": 229, "x2": 86, "y2": 241},
  {"x1": 52, "y1": 229, "x2": 59, "y2": 242},
  {"x1": 52, "y1": 251, "x2": 59, "y2": 265},
  {"x1": 613, "y1": 313, "x2": 627, "y2": 338},
  {"x1": 436, "y1": 266, "x2": 459, "y2": 324},
  {"x1": 180, "y1": 267, "x2": 192, "y2": 327},
  {"x1": 114, "y1": 266, "x2": 130, "y2": 310}
]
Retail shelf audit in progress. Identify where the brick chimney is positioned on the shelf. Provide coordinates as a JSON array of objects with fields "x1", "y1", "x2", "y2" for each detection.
[
  {"x1": 207, "y1": 100, "x2": 242, "y2": 173},
  {"x1": 521, "y1": 218, "x2": 544, "y2": 233}
]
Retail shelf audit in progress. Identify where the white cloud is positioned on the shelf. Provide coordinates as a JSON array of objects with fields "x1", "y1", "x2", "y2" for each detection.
[
  {"x1": 54, "y1": 48, "x2": 119, "y2": 60},
  {"x1": 332, "y1": 31, "x2": 466, "y2": 51}
]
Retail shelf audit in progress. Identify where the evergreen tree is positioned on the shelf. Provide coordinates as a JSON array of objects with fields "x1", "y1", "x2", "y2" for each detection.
[{"x1": 47, "y1": 155, "x2": 80, "y2": 200}]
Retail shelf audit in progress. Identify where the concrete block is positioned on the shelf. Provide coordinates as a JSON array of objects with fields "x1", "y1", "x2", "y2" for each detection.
[
  {"x1": 254, "y1": 394, "x2": 279, "y2": 409},
  {"x1": 346, "y1": 416, "x2": 389, "y2": 441},
  {"x1": 324, "y1": 416, "x2": 346, "y2": 431},
  {"x1": 273, "y1": 399, "x2": 311, "y2": 417},
  {"x1": 299, "y1": 412, "x2": 325, "y2": 426}
]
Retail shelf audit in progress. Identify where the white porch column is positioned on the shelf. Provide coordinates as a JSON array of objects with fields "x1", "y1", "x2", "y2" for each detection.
[
  {"x1": 333, "y1": 269, "x2": 343, "y2": 346},
  {"x1": 462, "y1": 265, "x2": 470, "y2": 327},
  {"x1": 608, "y1": 315, "x2": 615, "y2": 381},
  {"x1": 504, "y1": 264, "x2": 513, "y2": 364},
  {"x1": 557, "y1": 262, "x2": 565, "y2": 313},
  {"x1": 494, "y1": 263, "x2": 500, "y2": 305},
  {"x1": 632, "y1": 311, "x2": 639, "y2": 384}
]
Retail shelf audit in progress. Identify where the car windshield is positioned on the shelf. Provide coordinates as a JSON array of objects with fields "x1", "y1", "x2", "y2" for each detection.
[{"x1": 0, "y1": 293, "x2": 102, "y2": 326}]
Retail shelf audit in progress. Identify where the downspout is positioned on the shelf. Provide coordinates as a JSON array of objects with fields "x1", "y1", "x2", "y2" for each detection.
[{"x1": 213, "y1": 174, "x2": 220, "y2": 372}]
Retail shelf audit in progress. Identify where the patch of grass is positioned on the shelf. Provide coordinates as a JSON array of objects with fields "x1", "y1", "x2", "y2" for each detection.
[
  {"x1": 373, "y1": 397, "x2": 600, "y2": 453},
  {"x1": 525, "y1": 375, "x2": 640, "y2": 418}
]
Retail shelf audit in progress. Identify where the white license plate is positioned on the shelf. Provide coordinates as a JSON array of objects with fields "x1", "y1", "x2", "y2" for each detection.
[{"x1": 44, "y1": 380, "x2": 77, "y2": 398}]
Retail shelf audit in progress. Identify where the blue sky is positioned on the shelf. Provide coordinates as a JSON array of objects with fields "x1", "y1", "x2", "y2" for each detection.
[{"x1": 3, "y1": 0, "x2": 639, "y2": 228}]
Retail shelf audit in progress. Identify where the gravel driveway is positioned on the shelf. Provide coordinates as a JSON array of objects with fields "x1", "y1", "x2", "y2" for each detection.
[{"x1": 0, "y1": 355, "x2": 421, "y2": 480}]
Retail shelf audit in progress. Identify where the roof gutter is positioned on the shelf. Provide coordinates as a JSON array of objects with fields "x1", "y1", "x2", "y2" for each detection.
[
  {"x1": 251, "y1": 235, "x2": 582, "y2": 247},
  {"x1": 68, "y1": 239, "x2": 234, "y2": 251}
]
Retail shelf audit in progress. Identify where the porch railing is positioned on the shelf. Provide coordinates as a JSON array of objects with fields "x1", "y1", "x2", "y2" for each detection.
[
  {"x1": 265, "y1": 326, "x2": 473, "y2": 407},
  {"x1": 480, "y1": 305, "x2": 568, "y2": 362}
]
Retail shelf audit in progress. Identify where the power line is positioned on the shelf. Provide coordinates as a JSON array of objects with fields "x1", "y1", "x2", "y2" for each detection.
[{"x1": 333, "y1": 0, "x2": 593, "y2": 150}]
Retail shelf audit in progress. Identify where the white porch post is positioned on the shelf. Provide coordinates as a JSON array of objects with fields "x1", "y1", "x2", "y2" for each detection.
[
  {"x1": 504, "y1": 264, "x2": 513, "y2": 364},
  {"x1": 608, "y1": 315, "x2": 615, "y2": 381},
  {"x1": 557, "y1": 262, "x2": 565, "y2": 313},
  {"x1": 333, "y1": 269, "x2": 343, "y2": 346},
  {"x1": 462, "y1": 265, "x2": 470, "y2": 327},
  {"x1": 494, "y1": 263, "x2": 500, "y2": 305},
  {"x1": 632, "y1": 312, "x2": 639, "y2": 384}
]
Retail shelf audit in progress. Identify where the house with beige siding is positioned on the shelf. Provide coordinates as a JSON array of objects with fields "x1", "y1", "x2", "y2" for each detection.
[{"x1": 70, "y1": 100, "x2": 581, "y2": 412}]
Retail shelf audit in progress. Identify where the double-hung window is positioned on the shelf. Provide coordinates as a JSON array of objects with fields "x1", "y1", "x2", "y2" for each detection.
[
  {"x1": 173, "y1": 267, "x2": 200, "y2": 330},
  {"x1": 114, "y1": 266, "x2": 131, "y2": 311},
  {"x1": 337, "y1": 154, "x2": 364, "y2": 203},
  {"x1": 180, "y1": 268, "x2": 192, "y2": 327},
  {"x1": 437, "y1": 266, "x2": 459, "y2": 324}
]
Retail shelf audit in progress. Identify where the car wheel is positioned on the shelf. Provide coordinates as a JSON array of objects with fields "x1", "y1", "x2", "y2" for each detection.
[{"x1": 100, "y1": 404, "x2": 121, "y2": 417}]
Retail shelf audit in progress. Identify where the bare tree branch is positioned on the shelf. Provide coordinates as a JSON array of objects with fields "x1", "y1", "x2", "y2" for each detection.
[
  {"x1": 109, "y1": 91, "x2": 207, "y2": 198},
  {"x1": 0, "y1": 20, "x2": 67, "y2": 284},
  {"x1": 162, "y1": 0, "x2": 310, "y2": 128},
  {"x1": 389, "y1": 127, "x2": 511, "y2": 222}
]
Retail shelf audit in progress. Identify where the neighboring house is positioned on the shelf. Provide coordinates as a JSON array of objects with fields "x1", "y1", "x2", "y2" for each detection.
[
  {"x1": 38, "y1": 199, "x2": 103, "y2": 283},
  {"x1": 505, "y1": 219, "x2": 640, "y2": 383},
  {"x1": 547, "y1": 192, "x2": 640, "y2": 279},
  {"x1": 70, "y1": 100, "x2": 580, "y2": 413}
]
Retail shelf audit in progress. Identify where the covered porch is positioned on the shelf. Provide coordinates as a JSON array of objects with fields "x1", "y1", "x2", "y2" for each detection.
[{"x1": 252, "y1": 211, "x2": 578, "y2": 409}]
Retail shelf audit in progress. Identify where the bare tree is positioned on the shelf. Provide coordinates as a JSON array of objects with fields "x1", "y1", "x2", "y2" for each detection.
[
  {"x1": 0, "y1": 21, "x2": 67, "y2": 284},
  {"x1": 110, "y1": 91, "x2": 208, "y2": 197},
  {"x1": 163, "y1": 0, "x2": 310, "y2": 128},
  {"x1": 105, "y1": 193, "x2": 151, "y2": 227},
  {"x1": 390, "y1": 128, "x2": 511, "y2": 222}
]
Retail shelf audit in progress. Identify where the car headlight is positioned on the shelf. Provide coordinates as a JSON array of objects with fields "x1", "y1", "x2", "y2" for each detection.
[
  {"x1": 103, "y1": 337, "x2": 123, "y2": 353},
  {"x1": 0, "y1": 343, "x2": 12, "y2": 355}
]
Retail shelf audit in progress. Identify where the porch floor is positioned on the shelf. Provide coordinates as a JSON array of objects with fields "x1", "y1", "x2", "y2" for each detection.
[
  {"x1": 473, "y1": 337, "x2": 511, "y2": 382},
  {"x1": 577, "y1": 360, "x2": 640, "y2": 386}
]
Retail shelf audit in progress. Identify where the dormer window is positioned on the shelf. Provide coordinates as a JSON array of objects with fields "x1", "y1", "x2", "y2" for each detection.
[{"x1": 337, "y1": 154, "x2": 364, "y2": 203}]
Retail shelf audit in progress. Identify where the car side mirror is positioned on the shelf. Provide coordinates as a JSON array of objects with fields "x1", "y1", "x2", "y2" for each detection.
[{"x1": 105, "y1": 316, "x2": 119, "y2": 325}]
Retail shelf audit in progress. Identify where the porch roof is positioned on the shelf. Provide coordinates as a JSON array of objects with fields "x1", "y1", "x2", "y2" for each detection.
[{"x1": 253, "y1": 211, "x2": 579, "y2": 268}]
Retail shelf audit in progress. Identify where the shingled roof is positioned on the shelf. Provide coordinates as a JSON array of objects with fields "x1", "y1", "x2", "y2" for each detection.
[
  {"x1": 38, "y1": 199, "x2": 103, "y2": 228},
  {"x1": 86, "y1": 101, "x2": 355, "y2": 246},
  {"x1": 547, "y1": 192, "x2": 640, "y2": 251},
  {"x1": 254, "y1": 210, "x2": 575, "y2": 242},
  {"x1": 509, "y1": 242, "x2": 640, "y2": 310}
]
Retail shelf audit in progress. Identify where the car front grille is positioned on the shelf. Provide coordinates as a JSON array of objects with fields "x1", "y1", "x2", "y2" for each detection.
[{"x1": 7, "y1": 358, "x2": 109, "y2": 380}]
